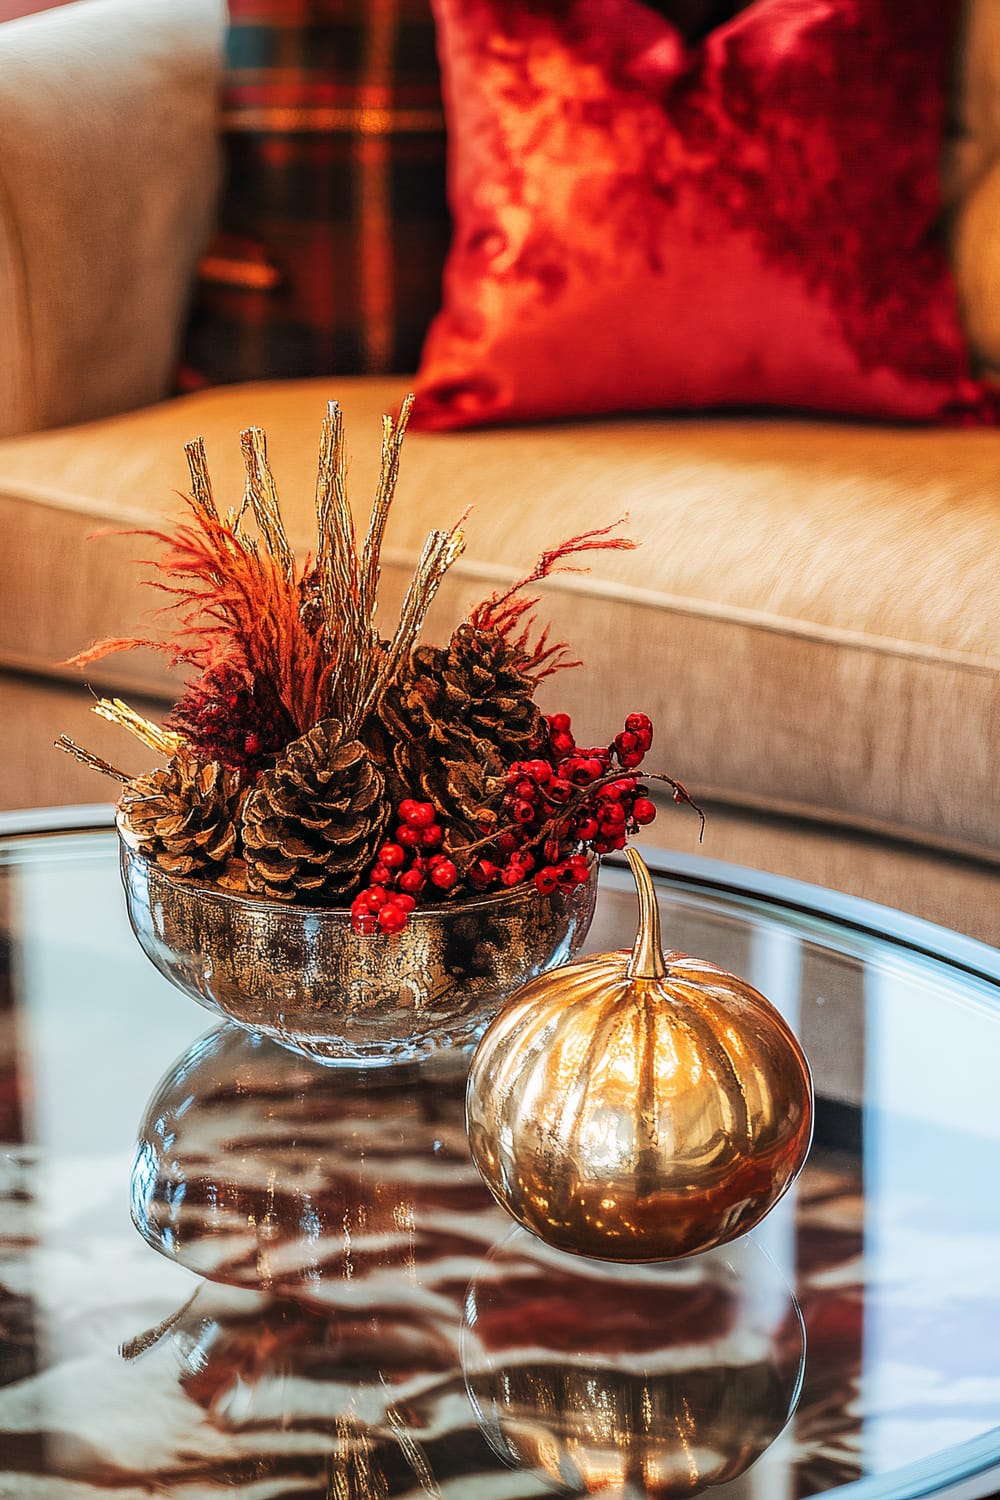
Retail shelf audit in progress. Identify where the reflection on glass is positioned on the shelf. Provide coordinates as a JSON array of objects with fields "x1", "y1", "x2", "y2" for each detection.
[
  {"x1": 130, "y1": 1022, "x2": 476, "y2": 1293},
  {"x1": 463, "y1": 1229, "x2": 805, "y2": 1499},
  {"x1": 121, "y1": 1281, "x2": 438, "y2": 1497}
]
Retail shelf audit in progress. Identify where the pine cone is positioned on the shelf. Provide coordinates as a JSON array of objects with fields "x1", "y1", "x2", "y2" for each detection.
[
  {"x1": 120, "y1": 751, "x2": 245, "y2": 878},
  {"x1": 242, "y1": 719, "x2": 389, "y2": 902},
  {"x1": 379, "y1": 624, "x2": 542, "y2": 827}
]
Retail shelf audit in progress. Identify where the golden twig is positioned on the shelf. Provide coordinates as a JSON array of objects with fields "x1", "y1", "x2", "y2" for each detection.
[
  {"x1": 355, "y1": 516, "x2": 467, "y2": 730},
  {"x1": 315, "y1": 400, "x2": 360, "y2": 659},
  {"x1": 119, "y1": 1289, "x2": 201, "y2": 1361},
  {"x1": 240, "y1": 426, "x2": 296, "y2": 581},
  {"x1": 54, "y1": 736, "x2": 130, "y2": 783},
  {"x1": 92, "y1": 697, "x2": 182, "y2": 756},
  {"x1": 183, "y1": 436, "x2": 217, "y2": 519},
  {"x1": 357, "y1": 394, "x2": 414, "y2": 651}
]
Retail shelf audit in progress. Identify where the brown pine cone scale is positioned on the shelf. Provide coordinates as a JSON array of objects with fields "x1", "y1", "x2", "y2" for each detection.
[
  {"x1": 242, "y1": 718, "x2": 389, "y2": 903},
  {"x1": 120, "y1": 752, "x2": 245, "y2": 879},
  {"x1": 379, "y1": 624, "x2": 542, "y2": 834}
]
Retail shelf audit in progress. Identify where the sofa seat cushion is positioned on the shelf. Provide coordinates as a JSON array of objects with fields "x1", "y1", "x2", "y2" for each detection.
[{"x1": 1, "y1": 377, "x2": 998, "y2": 857}]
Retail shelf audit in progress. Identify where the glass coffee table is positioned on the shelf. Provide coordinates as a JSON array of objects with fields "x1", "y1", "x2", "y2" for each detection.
[{"x1": 1, "y1": 809, "x2": 998, "y2": 1500}]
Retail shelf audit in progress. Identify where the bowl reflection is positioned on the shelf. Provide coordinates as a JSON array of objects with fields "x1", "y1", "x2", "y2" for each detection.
[
  {"x1": 131, "y1": 1021, "x2": 479, "y2": 1294},
  {"x1": 462, "y1": 1229, "x2": 806, "y2": 1499}
]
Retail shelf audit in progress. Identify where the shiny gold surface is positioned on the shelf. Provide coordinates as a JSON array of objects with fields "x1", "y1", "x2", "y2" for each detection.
[
  {"x1": 463, "y1": 1233, "x2": 805, "y2": 1498},
  {"x1": 120, "y1": 834, "x2": 597, "y2": 1067},
  {"x1": 466, "y1": 849, "x2": 813, "y2": 1260}
]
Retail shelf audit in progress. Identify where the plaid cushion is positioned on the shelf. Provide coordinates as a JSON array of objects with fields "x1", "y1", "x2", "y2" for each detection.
[{"x1": 179, "y1": 0, "x2": 449, "y2": 386}]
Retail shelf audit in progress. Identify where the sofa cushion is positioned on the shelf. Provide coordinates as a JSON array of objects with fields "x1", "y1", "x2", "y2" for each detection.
[
  {"x1": 179, "y1": 0, "x2": 450, "y2": 388},
  {"x1": 413, "y1": 0, "x2": 995, "y2": 431},
  {"x1": 0, "y1": 0, "x2": 224, "y2": 440},
  {"x1": 1, "y1": 377, "x2": 998, "y2": 858}
]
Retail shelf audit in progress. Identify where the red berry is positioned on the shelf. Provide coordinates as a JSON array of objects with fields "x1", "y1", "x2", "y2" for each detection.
[
  {"x1": 397, "y1": 824, "x2": 420, "y2": 847},
  {"x1": 378, "y1": 842, "x2": 406, "y2": 869},
  {"x1": 468, "y1": 859, "x2": 500, "y2": 890},
  {"x1": 619, "y1": 750, "x2": 644, "y2": 770},
  {"x1": 351, "y1": 909, "x2": 378, "y2": 935},
  {"x1": 378, "y1": 903, "x2": 408, "y2": 934},
  {"x1": 625, "y1": 713, "x2": 652, "y2": 733},
  {"x1": 497, "y1": 831, "x2": 519, "y2": 854},
  {"x1": 419, "y1": 823, "x2": 443, "y2": 848},
  {"x1": 602, "y1": 803, "x2": 626, "y2": 827},
  {"x1": 513, "y1": 799, "x2": 536, "y2": 824},
  {"x1": 514, "y1": 778, "x2": 536, "y2": 800},
  {"x1": 526, "y1": 760, "x2": 552, "y2": 784},
  {"x1": 575, "y1": 816, "x2": 600, "y2": 841},
  {"x1": 366, "y1": 885, "x2": 390, "y2": 910},
  {"x1": 632, "y1": 797, "x2": 657, "y2": 825},
  {"x1": 406, "y1": 802, "x2": 436, "y2": 829},
  {"x1": 398, "y1": 798, "x2": 419, "y2": 823},
  {"x1": 501, "y1": 863, "x2": 527, "y2": 887},
  {"x1": 534, "y1": 867, "x2": 559, "y2": 895},
  {"x1": 430, "y1": 859, "x2": 458, "y2": 890},
  {"x1": 399, "y1": 868, "x2": 426, "y2": 894},
  {"x1": 549, "y1": 713, "x2": 572, "y2": 733},
  {"x1": 599, "y1": 783, "x2": 622, "y2": 802},
  {"x1": 547, "y1": 778, "x2": 572, "y2": 803},
  {"x1": 394, "y1": 892, "x2": 417, "y2": 913},
  {"x1": 616, "y1": 730, "x2": 638, "y2": 753},
  {"x1": 370, "y1": 863, "x2": 392, "y2": 886},
  {"x1": 550, "y1": 731, "x2": 575, "y2": 757}
]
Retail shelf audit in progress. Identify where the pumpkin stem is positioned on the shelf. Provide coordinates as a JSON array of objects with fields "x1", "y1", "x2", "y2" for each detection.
[{"x1": 625, "y1": 847, "x2": 667, "y2": 980}]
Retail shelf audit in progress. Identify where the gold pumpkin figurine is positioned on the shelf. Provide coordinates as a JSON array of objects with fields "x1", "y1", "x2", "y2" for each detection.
[{"x1": 466, "y1": 848, "x2": 813, "y2": 1261}]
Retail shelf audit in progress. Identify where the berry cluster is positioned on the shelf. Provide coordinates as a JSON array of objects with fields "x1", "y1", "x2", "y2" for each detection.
[
  {"x1": 351, "y1": 799, "x2": 458, "y2": 934},
  {"x1": 353, "y1": 714, "x2": 662, "y2": 935},
  {"x1": 502, "y1": 712, "x2": 656, "y2": 895}
]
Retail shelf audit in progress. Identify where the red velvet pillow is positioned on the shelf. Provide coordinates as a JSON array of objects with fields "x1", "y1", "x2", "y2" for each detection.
[{"x1": 411, "y1": 0, "x2": 995, "y2": 429}]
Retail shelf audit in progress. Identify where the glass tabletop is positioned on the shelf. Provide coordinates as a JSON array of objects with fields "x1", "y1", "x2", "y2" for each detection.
[{"x1": 1, "y1": 813, "x2": 998, "y2": 1500}]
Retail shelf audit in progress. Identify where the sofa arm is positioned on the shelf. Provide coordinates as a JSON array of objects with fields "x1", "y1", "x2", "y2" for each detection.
[{"x1": 0, "y1": 0, "x2": 225, "y2": 440}]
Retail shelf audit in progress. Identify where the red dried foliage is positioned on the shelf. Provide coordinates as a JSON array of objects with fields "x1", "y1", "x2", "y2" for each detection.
[
  {"x1": 468, "y1": 519, "x2": 637, "y2": 681},
  {"x1": 69, "y1": 501, "x2": 333, "y2": 738},
  {"x1": 168, "y1": 661, "x2": 299, "y2": 774}
]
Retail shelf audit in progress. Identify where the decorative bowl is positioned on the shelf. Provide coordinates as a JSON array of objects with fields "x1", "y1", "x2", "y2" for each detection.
[{"x1": 119, "y1": 834, "x2": 598, "y2": 1066}]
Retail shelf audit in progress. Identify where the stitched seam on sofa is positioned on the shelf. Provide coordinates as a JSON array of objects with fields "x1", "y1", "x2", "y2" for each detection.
[
  {"x1": 688, "y1": 783, "x2": 1000, "y2": 869},
  {"x1": 410, "y1": 554, "x2": 1000, "y2": 673},
  {"x1": 2, "y1": 484, "x2": 997, "y2": 675},
  {"x1": 0, "y1": 651, "x2": 175, "y2": 704}
]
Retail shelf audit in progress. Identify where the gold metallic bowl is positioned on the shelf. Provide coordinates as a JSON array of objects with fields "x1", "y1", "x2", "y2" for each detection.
[{"x1": 119, "y1": 835, "x2": 597, "y2": 1067}]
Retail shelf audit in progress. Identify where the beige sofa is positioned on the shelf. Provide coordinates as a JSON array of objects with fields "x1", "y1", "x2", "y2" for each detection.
[{"x1": 1, "y1": 0, "x2": 998, "y2": 944}]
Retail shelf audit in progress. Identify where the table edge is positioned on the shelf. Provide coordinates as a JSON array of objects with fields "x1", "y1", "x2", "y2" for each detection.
[{"x1": 3, "y1": 805, "x2": 998, "y2": 987}]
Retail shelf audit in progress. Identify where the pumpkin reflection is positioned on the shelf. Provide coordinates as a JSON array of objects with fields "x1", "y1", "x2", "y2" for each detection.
[{"x1": 463, "y1": 1230, "x2": 805, "y2": 1498}]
